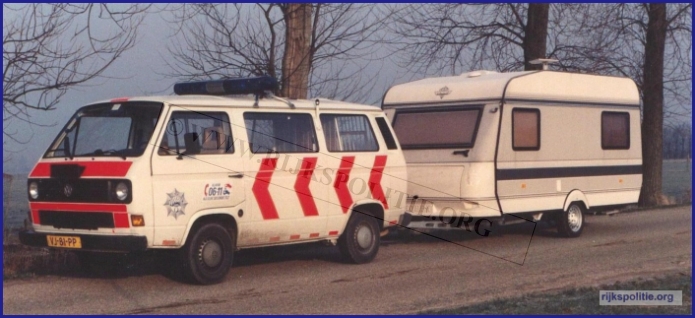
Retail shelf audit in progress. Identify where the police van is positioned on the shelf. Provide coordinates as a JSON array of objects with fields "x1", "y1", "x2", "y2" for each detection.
[
  {"x1": 19, "y1": 76, "x2": 408, "y2": 284},
  {"x1": 382, "y1": 61, "x2": 642, "y2": 237}
]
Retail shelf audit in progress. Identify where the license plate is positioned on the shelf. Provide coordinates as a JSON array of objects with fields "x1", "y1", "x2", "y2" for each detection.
[{"x1": 46, "y1": 235, "x2": 82, "y2": 248}]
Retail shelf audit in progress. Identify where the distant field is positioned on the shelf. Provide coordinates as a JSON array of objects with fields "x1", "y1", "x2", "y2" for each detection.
[{"x1": 2, "y1": 159, "x2": 692, "y2": 230}]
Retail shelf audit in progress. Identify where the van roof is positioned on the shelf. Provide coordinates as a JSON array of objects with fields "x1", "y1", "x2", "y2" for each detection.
[
  {"x1": 89, "y1": 95, "x2": 383, "y2": 112},
  {"x1": 382, "y1": 70, "x2": 640, "y2": 107}
]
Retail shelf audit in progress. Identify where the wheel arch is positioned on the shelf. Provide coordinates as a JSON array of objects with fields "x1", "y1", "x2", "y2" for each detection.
[
  {"x1": 181, "y1": 211, "x2": 238, "y2": 246},
  {"x1": 563, "y1": 189, "x2": 590, "y2": 212},
  {"x1": 348, "y1": 200, "x2": 385, "y2": 231}
]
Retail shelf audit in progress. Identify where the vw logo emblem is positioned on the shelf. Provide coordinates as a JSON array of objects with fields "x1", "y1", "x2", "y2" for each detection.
[{"x1": 63, "y1": 184, "x2": 73, "y2": 197}]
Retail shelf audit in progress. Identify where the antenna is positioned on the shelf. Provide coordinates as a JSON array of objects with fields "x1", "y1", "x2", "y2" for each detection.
[
  {"x1": 529, "y1": 58, "x2": 559, "y2": 70},
  {"x1": 266, "y1": 92, "x2": 295, "y2": 108}
]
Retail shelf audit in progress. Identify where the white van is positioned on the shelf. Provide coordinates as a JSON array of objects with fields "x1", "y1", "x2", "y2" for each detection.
[
  {"x1": 382, "y1": 69, "x2": 642, "y2": 237},
  {"x1": 20, "y1": 77, "x2": 408, "y2": 284}
]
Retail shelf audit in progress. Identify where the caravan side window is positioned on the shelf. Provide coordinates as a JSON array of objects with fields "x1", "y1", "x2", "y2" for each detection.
[
  {"x1": 601, "y1": 112, "x2": 630, "y2": 149},
  {"x1": 512, "y1": 108, "x2": 540, "y2": 151}
]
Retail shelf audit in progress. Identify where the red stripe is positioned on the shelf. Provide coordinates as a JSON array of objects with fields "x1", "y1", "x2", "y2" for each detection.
[
  {"x1": 31, "y1": 210, "x2": 40, "y2": 224},
  {"x1": 29, "y1": 202, "x2": 129, "y2": 228},
  {"x1": 30, "y1": 202, "x2": 127, "y2": 212},
  {"x1": 328, "y1": 230, "x2": 339, "y2": 236},
  {"x1": 252, "y1": 158, "x2": 279, "y2": 220},
  {"x1": 309, "y1": 233, "x2": 319, "y2": 238},
  {"x1": 290, "y1": 234, "x2": 300, "y2": 240},
  {"x1": 333, "y1": 156, "x2": 355, "y2": 213},
  {"x1": 368, "y1": 155, "x2": 389, "y2": 209},
  {"x1": 294, "y1": 157, "x2": 319, "y2": 217},
  {"x1": 29, "y1": 161, "x2": 133, "y2": 178},
  {"x1": 269, "y1": 236, "x2": 280, "y2": 242},
  {"x1": 110, "y1": 97, "x2": 129, "y2": 103},
  {"x1": 113, "y1": 214, "x2": 130, "y2": 228}
]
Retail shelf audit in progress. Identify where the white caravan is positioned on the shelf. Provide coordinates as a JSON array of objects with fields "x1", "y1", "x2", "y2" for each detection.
[
  {"x1": 382, "y1": 69, "x2": 642, "y2": 237},
  {"x1": 20, "y1": 77, "x2": 408, "y2": 284}
]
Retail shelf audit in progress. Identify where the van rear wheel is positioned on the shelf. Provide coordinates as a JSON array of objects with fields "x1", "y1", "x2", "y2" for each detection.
[
  {"x1": 557, "y1": 202, "x2": 584, "y2": 238},
  {"x1": 338, "y1": 213, "x2": 380, "y2": 264},
  {"x1": 181, "y1": 223, "x2": 235, "y2": 285}
]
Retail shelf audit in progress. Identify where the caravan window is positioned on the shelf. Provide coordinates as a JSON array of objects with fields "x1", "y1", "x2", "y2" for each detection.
[
  {"x1": 602, "y1": 112, "x2": 630, "y2": 149},
  {"x1": 512, "y1": 108, "x2": 540, "y2": 151},
  {"x1": 392, "y1": 107, "x2": 482, "y2": 149}
]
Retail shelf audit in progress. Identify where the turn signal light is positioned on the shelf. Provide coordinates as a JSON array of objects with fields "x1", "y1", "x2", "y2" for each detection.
[{"x1": 131, "y1": 215, "x2": 145, "y2": 227}]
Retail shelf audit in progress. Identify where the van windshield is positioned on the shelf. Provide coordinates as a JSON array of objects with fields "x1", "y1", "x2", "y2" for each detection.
[
  {"x1": 44, "y1": 102, "x2": 163, "y2": 158},
  {"x1": 392, "y1": 107, "x2": 482, "y2": 149}
]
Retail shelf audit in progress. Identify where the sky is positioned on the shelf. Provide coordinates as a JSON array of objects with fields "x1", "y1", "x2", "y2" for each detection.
[{"x1": 3, "y1": 4, "x2": 692, "y2": 173}]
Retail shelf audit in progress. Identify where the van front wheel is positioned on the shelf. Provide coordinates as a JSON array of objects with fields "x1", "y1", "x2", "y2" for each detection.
[
  {"x1": 338, "y1": 213, "x2": 380, "y2": 264},
  {"x1": 557, "y1": 203, "x2": 584, "y2": 238},
  {"x1": 182, "y1": 223, "x2": 235, "y2": 285}
]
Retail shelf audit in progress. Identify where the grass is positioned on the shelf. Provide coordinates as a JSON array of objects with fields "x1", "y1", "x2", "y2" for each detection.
[{"x1": 422, "y1": 273, "x2": 692, "y2": 314}]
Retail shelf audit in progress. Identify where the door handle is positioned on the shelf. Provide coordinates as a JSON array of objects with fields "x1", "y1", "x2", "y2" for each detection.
[
  {"x1": 228, "y1": 173, "x2": 244, "y2": 178},
  {"x1": 453, "y1": 149, "x2": 469, "y2": 157}
]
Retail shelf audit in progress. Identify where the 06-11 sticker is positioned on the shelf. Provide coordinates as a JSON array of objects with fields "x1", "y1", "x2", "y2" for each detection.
[{"x1": 204, "y1": 183, "x2": 232, "y2": 201}]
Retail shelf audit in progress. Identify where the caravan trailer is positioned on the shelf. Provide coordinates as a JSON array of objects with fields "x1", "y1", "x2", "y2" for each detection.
[{"x1": 382, "y1": 69, "x2": 642, "y2": 237}]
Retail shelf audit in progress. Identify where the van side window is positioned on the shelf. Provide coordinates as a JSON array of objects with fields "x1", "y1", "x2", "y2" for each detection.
[
  {"x1": 512, "y1": 108, "x2": 540, "y2": 151},
  {"x1": 375, "y1": 117, "x2": 398, "y2": 150},
  {"x1": 320, "y1": 114, "x2": 378, "y2": 152},
  {"x1": 602, "y1": 112, "x2": 630, "y2": 149},
  {"x1": 244, "y1": 112, "x2": 318, "y2": 153},
  {"x1": 159, "y1": 111, "x2": 234, "y2": 156}
]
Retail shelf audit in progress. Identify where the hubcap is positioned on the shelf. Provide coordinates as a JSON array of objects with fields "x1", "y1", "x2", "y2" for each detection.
[
  {"x1": 567, "y1": 205, "x2": 583, "y2": 232},
  {"x1": 200, "y1": 239, "x2": 222, "y2": 268},
  {"x1": 356, "y1": 223, "x2": 374, "y2": 250}
]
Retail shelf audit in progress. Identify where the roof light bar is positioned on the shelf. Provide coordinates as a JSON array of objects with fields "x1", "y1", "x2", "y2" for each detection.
[{"x1": 173, "y1": 76, "x2": 279, "y2": 96}]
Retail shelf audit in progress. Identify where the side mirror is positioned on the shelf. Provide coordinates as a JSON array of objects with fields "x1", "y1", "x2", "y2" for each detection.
[{"x1": 183, "y1": 133, "x2": 201, "y2": 155}]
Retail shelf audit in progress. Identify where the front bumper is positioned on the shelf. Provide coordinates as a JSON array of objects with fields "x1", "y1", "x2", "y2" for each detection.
[{"x1": 19, "y1": 230, "x2": 147, "y2": 252}]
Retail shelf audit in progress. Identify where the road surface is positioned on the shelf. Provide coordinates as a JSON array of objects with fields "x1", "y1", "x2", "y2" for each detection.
[{"x1": 3, "y1": 206, "x2": 691, "y2": 314}]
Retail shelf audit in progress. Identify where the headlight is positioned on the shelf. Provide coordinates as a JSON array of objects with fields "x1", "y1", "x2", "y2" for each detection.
[
  {"x1": 29, "y1": 182, "x2": 39, "y2": 199},
  {"x1": 115, "y1": 182, "x2": 129, "y2": 201}
]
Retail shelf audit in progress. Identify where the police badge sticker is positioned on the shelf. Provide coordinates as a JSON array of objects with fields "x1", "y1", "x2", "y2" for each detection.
[{"x1": 164, "y1": 189, "x2": 188, "y2": 219}]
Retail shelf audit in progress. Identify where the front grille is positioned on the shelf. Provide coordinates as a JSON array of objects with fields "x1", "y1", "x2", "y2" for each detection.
[
  {"x1": 28, "y1": 178, "x2": 132, "y2": 203},
  {"x1": 39, "y1": 211, "x2": 114, "y2": 230}
]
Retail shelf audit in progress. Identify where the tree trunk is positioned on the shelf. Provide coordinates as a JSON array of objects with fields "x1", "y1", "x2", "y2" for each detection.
[
  {"x1": 523, "y1": 3, "x2": 549, "y2": 70},
  {"x1": 281, "y1": 4, "x2": 313, "y2": 99},
  {"x1": 639, "y1": 3, "x2": 667, "y2": 207}
]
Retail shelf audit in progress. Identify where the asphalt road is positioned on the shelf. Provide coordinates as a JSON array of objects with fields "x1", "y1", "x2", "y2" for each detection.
[{"x1": 3, "y1": 206, "x2": 692, "y2": 314}]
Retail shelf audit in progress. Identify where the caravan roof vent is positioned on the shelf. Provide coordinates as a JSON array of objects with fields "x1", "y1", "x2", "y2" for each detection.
[
  {"x1": 529, "y1": 58, "x2": 559, "y2": 70},
  {"x1": 463, "y1": 70, "x2": 498, "y2": 78}
]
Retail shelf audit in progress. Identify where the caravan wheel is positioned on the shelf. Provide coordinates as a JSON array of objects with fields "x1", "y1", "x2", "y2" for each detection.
[{"x1": 557, "y1": 202, "x2": 584, "y2": 237}]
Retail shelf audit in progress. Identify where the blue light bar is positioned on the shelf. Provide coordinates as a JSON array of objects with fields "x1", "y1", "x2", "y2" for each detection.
[{"x1": 173, "y1": 76, "x2": 279, "y2": 96}]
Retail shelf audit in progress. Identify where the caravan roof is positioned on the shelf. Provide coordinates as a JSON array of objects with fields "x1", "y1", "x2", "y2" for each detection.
[{"x1": 382, "y1": 70, "x2": 640, "y2": 107}]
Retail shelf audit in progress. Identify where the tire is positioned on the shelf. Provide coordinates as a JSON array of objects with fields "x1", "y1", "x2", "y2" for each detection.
[
  {"x1": 338, "y1": 213, "x2": 380, "y2": 264},
  {"x1": 181, "y1": 223, "x2": 235, "y2": 285},
  {"x1": 557, "y1": 202, "x2": 585, "y2": 238}
]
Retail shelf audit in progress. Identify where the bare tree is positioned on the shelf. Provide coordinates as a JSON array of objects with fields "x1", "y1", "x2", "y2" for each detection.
[
  {"x1": 164, "y1": 3, "x2": 387, "y2": 102},
  {"x1": 551, "y1": 3, "x2": 691, "y2": 206},
  {"x1": 388, "y1": 3, "x2": 553, "y2": 75},
  {"x1": 640, "y1": 4, "x2": 668, "y2": 206},
  {"x1": 3, "y1": 4, "x2": 150, "y2": 149}
]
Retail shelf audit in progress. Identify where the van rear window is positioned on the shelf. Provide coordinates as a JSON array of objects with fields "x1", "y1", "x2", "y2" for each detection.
[{"x1": 392, "y1": 108, "x2": 481, "y2": 149}]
